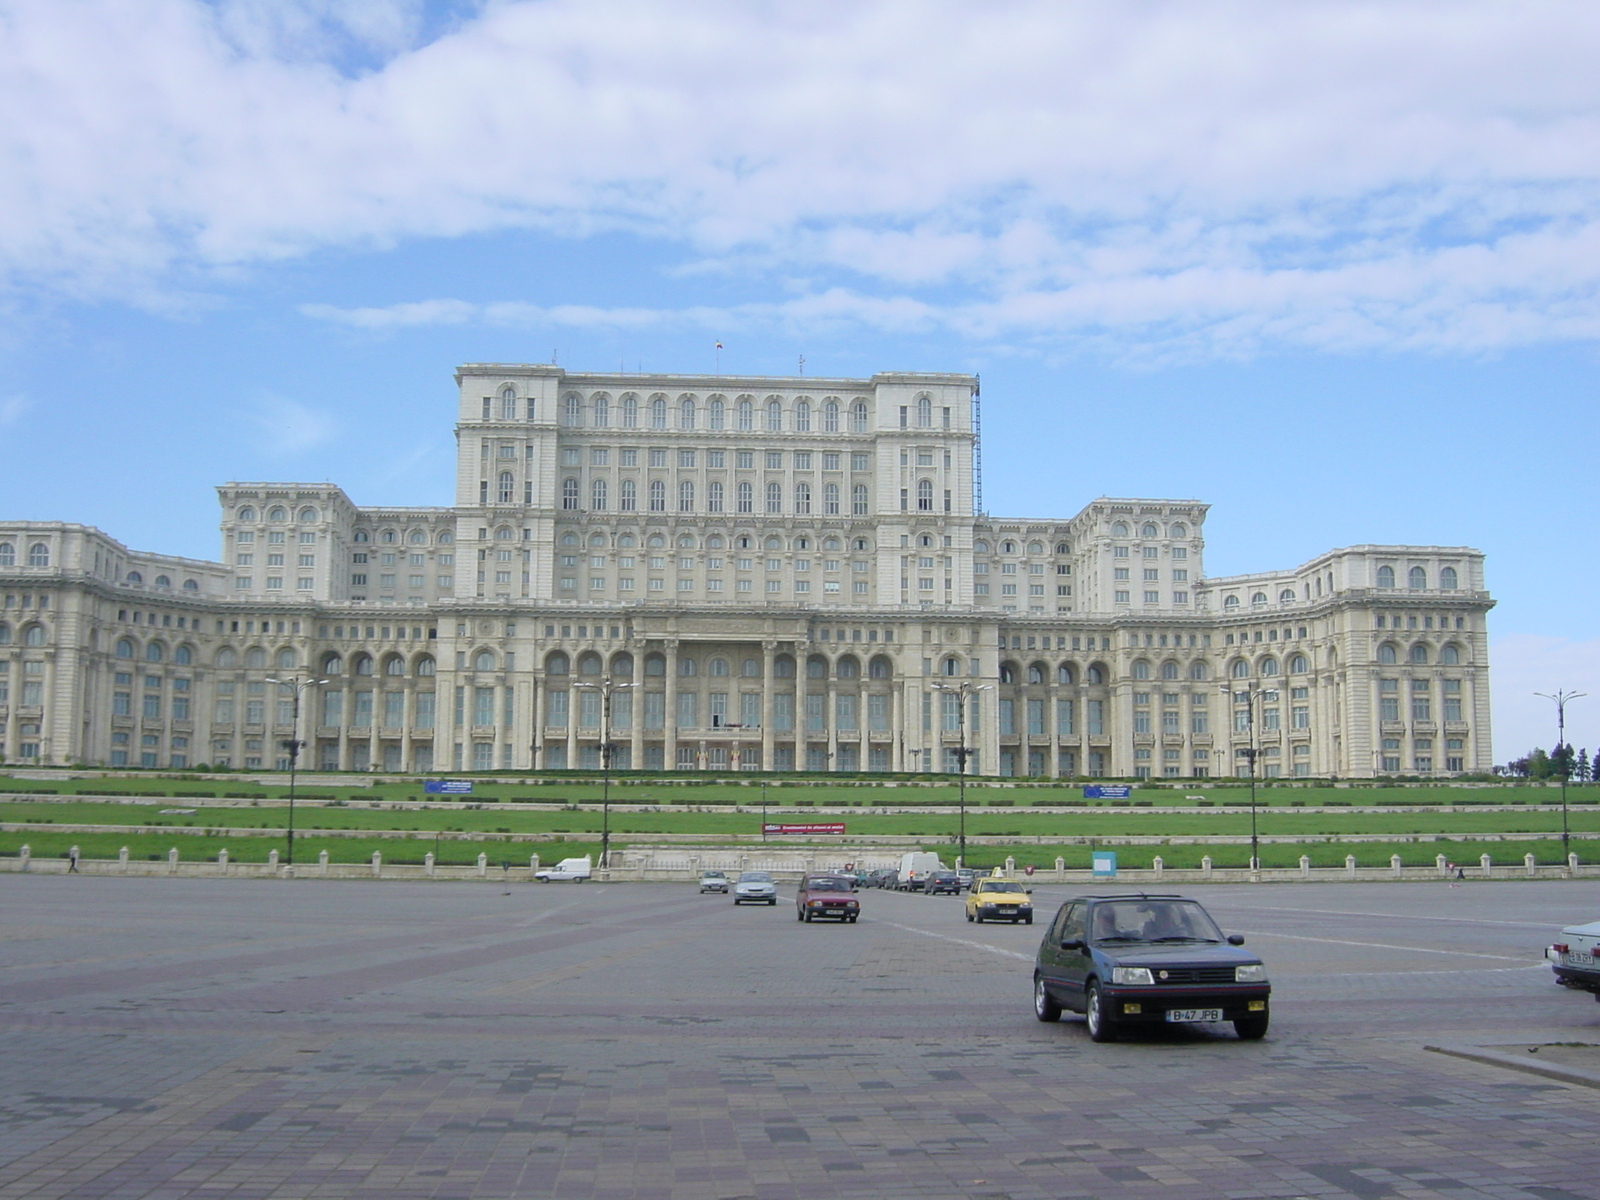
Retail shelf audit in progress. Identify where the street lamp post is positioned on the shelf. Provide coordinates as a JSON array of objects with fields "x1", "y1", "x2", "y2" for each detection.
[
  {"x1": 934, "y1": 681, "x2": 990, "y2": 867},
  {"x1": 1534, "y1": 689, "x2": 1586, "y2": 860},
  {"x1": 263, "y1": 675, "x2": 328, "y2": 868},
  {"x1": 1223, "y1": 682, "x2": 1277, "y2": 872},
  {"x1": 576, "y1": 676, "x2": 633, "y2": 871}
]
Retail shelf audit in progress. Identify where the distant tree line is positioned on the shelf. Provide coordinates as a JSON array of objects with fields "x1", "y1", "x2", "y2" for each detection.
[{"x1": 1499, "y1": 745, "x2": 1591, "y2": 780}]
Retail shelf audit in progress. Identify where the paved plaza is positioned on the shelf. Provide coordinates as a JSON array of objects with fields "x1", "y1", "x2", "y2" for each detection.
[{"x1": 2, "y1": 875, "x2": 1599, "y2": 1200}]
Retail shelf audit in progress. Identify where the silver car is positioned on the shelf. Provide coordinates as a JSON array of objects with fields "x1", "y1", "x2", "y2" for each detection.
[
  {"x1": 732, "y1": 870, "x2": 779, "y2": 905},
  {"x1": 699, "y1": 871, "x2": 729, "y2": 893}
]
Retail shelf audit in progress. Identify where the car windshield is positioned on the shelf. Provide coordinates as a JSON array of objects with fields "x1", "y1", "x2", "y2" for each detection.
[
  {"x1": 806, "y1": 878, "x2": 850, "y2": 891},
  {"x1": 738, "y1": 872, "x2": 772, "y2": 882},
  {"x1": 980, "y1": 882, "x2": 1026, "y2": 894},
  {"x1": 702, "y1": 872, "x2": 725, "y2": 878},
  {"x1": 1089, "y1": 900, "x2": 1224, "y2": 943}
]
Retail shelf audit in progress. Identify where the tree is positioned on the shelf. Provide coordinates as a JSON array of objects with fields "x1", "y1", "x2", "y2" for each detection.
[
  {"x1": 1578, "y1": 748, "x2": 1592, "y2": 784},
  {"x1": 1551, "y1": 743, "x2": 1576, "y2": 781}
]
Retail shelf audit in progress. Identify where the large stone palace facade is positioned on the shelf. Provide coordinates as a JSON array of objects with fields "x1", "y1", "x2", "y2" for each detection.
[{"x1": 0, "y1": 365, "x2": 1493, "y2": 778}]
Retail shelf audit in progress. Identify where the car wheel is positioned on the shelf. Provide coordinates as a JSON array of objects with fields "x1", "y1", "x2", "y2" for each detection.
[
  {"x1": 768, "y1": 898, "x2": 777, "y2": 906},
  {"x1": 1033, "y1": 974, "x2": 1062, "y2": 1023},
  {"x1": 848, "y1": 915, "x2": 858, "y2": 923},
  {"x1": 1024, "y1": 917, "x2": 1033, "y2": 925},
  {"x1": 795, "y1": 907, "x2": 804, "y2": 921},
  {"x1": 974, "y1": 913, "x2": 983, "y2": 924},
  {"x1": 1234, "y1": 1015, "x2": 1270, "y2": 1040},
  {"x1": 1085, "y1": 982, "x2": 1118, "y2": 1042},
  {"x1": 965, "y1": 910, "x2": 974, "y2": 922},
  {"x1": 804, "y1": 911, "x2": 813, "y2": 922}
]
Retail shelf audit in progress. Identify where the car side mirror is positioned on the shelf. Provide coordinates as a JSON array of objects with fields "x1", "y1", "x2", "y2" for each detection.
[
  {"x1": 1025, "y1": 887, "x2": 1033, "y2": 894},
  {"x1": 1227, "y1": 934, "x2": 1244, "y2": 946},
  {"x1": 1059, "y1": 938, "x2": 1084, "y2": 952}
]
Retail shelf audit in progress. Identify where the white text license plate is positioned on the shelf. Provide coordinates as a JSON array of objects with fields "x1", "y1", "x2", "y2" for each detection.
[
  {"x1": 1165, "y1": 1008, "x2": 1224, "y2": 1023},
  {"x1": 1567, "y1": 951, "x2": 1596, "y2": 966}
]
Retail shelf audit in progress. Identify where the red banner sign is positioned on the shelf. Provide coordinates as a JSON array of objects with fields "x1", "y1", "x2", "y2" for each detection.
[{"x1": 762, "y1": 822, "x2": 846, "y2": 835}]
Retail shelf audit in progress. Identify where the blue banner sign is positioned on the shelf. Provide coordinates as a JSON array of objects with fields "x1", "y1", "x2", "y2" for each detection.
[
  {"x1": 1083, "y1": 785, "x2": 1131, "y2": 799},
  {"x1": 1091, "y1": 851, "x2": 1118, "y2": 878},
  {"x1": 424, "y1": 780, "x2": 474, "y2": 794}
]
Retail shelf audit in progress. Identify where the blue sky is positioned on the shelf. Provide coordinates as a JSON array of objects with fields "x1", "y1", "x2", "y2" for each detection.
[{"x1": 2, "y1": 0, "x2": 1598, "y2": 764}]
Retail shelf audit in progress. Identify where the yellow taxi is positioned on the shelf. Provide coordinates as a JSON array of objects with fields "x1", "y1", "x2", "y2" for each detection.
[{"x1": 964, "y1": 878, "x2": 1034, "y2": 924}]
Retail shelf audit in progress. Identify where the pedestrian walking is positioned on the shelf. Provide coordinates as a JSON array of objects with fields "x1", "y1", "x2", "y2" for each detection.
[{"x1": 67, "y1": 846, "x2": 80, "y2": 873}]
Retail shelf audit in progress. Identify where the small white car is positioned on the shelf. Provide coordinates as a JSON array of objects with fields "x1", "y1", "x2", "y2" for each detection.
[
  {"x1": 1547, "y1": 919, "x2": 1600, "y2": 1000},
  {"x1": 534, "y1": 855, "x2": 593, "y2": 882},
  {"x1": 699, "y1": 871, "x2": 730, "y2": 893},
  {"x1": 732, "y1": 870, "x2": 778, "y2": 905}
]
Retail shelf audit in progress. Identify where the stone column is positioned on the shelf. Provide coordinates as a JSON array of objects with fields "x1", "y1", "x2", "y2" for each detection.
[
  {"x1": 663, "y1": 640, "x2": 679, "y2": 770},
  {"x1": 761, "y1": 640, "x2": 777, "y2": 773}
]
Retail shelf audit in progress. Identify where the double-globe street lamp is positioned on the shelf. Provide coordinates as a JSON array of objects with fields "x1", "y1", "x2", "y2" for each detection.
[
  {"x1": 1534, "y1": 689, "x2": 1586, "y2": 861},
  {"x1": 932, "y1": 681, "x2": 990, "y2": 867},
  {"x1": 263, "y1": 674, "x2": 328, "y2": 868},
  {"x1": 1222, "y1": 681, "x2": 1278, "y2": 871},
  {"x1": 575, "y1": 676, "x2": 633, "y2": 870}
]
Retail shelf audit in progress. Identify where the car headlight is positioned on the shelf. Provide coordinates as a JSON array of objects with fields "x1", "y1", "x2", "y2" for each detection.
[
  {"x1": 1235, "y1": 964, "x2": 1268, "y2": 984},
  {"x1": 1110, "y1": 966, "x2": 1155, "y2": 985}
]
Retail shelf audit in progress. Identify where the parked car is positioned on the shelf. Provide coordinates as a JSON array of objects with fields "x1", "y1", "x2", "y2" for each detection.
[
  {"x1": 898, "y1": 851, "x2": 943, "y2": 891},
  {"x1": 874, "y1": 869, "x2": 900, "y2": 890},
  {"x1": 533, "y1": 855, "x2": 592, "y2": 882},
  {"x1": 1547, "y1": 920, "x2": 1600, "y2": 999},
  {"x1": 732, "y1": 870, "x2": 779, "y2": 905},
  {"x1": 924, "y1": 871, "x2": 964, "y2": 895},
  {"x1": 699, "y1": 870, "x2": 729, "y2": 893},
  {"x1": 965, "y1": 878, "x2": 1033, "y2": 923},
  {"x1": 1033, "y1": 894, "x2": 1270, "y2": 1042},
  {"x1": 955, "y1": 867, "x2": 978, "y2": 891},
  {"x1": 796, "y1": 874, "x2": 861, "y2": 922}
]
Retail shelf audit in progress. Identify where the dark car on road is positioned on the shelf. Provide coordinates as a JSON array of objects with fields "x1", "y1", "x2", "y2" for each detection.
[
  {"x1": 923, "y1": 870, "x2": 964, "y2": 895},
  {"x1": 796, "y1": 874, "x2": 861, "y2": 922},
  {"x1": 1033, "y1": 894, "x2": 1270, "y2": 1042}
]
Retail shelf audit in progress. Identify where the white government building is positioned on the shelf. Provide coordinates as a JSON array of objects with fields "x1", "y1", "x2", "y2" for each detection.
[{"x1": 0, "y1": 365, "x2": 1493, "y2": 779}]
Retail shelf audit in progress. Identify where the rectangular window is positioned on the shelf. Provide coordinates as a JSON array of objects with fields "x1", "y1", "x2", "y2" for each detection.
[
  {"x1": 1086, "y1": 699, "x2": 1104, "y2": 736},
  {"x1": 1026, "y1": 698, "x2": 1045, "y2": 736},
  {"x1": 384, "y1": 691, "x2": 405, "y2": 726},
  {"x1": 836, "y1": 693, "x2": 857, "y2": 731},
  {"x1": 805, "y1": 692, "x2": 825, "y2": 732},
  {"x1": 677, "y1": 691, "x2": 698, "y2": 729},
  {"x1": 773, "y1": 692, "x2": 795, "y2": 732},
  {"x1": 1056, "y1": 698, "x2": 1074, "y2": 736},
  {"x1": 1292, "y1": 706, "x2": 1309, "y2": 729},
  {"x1": 353, "y1": 691, "x2": 373, "y2": 727},
  {"x1": 546, "y1": 689, "x2": 569, "y2": 728},
  {"x1": 643, "y1": 691, "x2": 665, "y2": 731},
  {"x1": 415, "y1": 692, "x2": 435, "y2": 728},
  {"x1": 867, "y1": 692, "x2": 889, "y2": 732}
]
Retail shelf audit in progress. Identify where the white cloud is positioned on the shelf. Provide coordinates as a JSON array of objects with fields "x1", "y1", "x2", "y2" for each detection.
[
  {"x1": 248, "y1": 394, "x2": 337, "y2": 454},
  {"x1": 1490, "y1": 634, "x2": 1600, "y2": 764},
  {"x1": 6, "y1": 1, "x2": 1600, "y2": 354}
]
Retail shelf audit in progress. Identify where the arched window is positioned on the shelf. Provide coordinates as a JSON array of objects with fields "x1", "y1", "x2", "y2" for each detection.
[
  {"x1": 577, "y1": 652, "x2": 603, "y2": 676},
  {"x1": 126, "y1": 571, "x2": 143, "y2": 584},
  {"x1": 650, "y1": 396, "x2": 667, "y2": 428},
  {"x1": 1141, "y1": 523, "x2": 1158, "y2": 537},
  {"x1": 1170, "y1": 524, "x2": 1187, "y2": 538},
  {"x1": 824, "y1": 401, "x2": 839, "y2": 432},
  {"x1": 735, "y1": 481, "x2": 754, "y2": 514},
  {"x1": 415, "y1": 655, "x2": 437, "y2": 676},
  {"x1": 0, "y1": 543, "x2": 12, "y2": 566},
  {"x1": 737, "y1": 398, "x2": 754, "y2": 430},
  {"x1": 1408, "y1": 644, "x2": 1430, "y2": 664},
  {"x1": 706, "y1": 396, "x2": 724, "y2": 429},
  {"x1": 216, "y1": 647, "x2": 237, "y2": 668},
  {"x1": 679, "y1": 480, "x2": 695, "y2": 512},
  {"x1": 1027, "y1": 663, "x2": 1045, "y2": 684},
  {"x1": 680, "y1": 397, "x2": 696, "y2": 429},
  {"x1": 869, "y1": 656, "x2": 891, "y2": 679},
  {"x1": 774, "y1": 654, "x2": 796, "y2": 678},
  {"x1": 649, "y1": 479, "x2": 667, "y2": 512},
  {"x1": 612, "y1": 653, "x2": 635, "y2": 677},
  {"x1": 183, "y1": 579, "x2": 199, "y2": 591},
  {"x1": 246, "y1": 647, "x2": 268, "y2": 669},
  {"x1": 1279, "y1": 588, "x2": 1295, "y2": 602},
  {"x1": 174, "y1": 645, "x2": 193, "y2": 665},
  {"x1": 708, "y1": 657, "x2": 730, "y2": 677},
  {"x1": 1231, "y1": 660, "x2": 1249, "y2": 678},
  {"x1": 1160, "y1": 660, "x2": 1179, "y2": 680},
  {"x1": 380, "y1": 530, "x2": 397, "y2": 544},
  {"x1": 500, "y1": 386, "x2": 518, "y2": 419},
  {"x1": 1377, "y1": 644, "x2": 1398, "y2": 664},
  {"x1": 644, "y1": 653, "x2": 667, "y2": 676},
  {"x1": 794, "y1": 399, "x2": 811, "y2": 431},
  {"x1": 916, "y1": 396, "x2": 931, "y2": 427},
  {"x1": 1057, "y1": 664, "x2": 1074, "y2": 685},
  {"x1": 1260, "y1": 657, "x2": 1279, "y2": 676},
  {"x1": 591, "y1": 479, "x2": 607, "y2": 510},
  {"x1": 276, "y1": 649, "x2": 296, "y2": 669},
  {"x1": 236, "y1": 507, "x2": 255, "y2": 523},
  {"x1": 1440, "y1": 566, "x2": 1458, "y2": 590},
  {"x1": 823, "y1": 482, "x2": 840, "y2": 515},
  {"x1": 852, "y1": 484, "x2": 868, "y2": 515},
  {"x1": 1111, "y1": 522, "x2": 1129, "y2": 537},
  {"x1": 805, "y1": 656, "x2": 826, "y2": 679},
  {"x1": 1377, "y1": 565, "x2": 1396, "y2": 589},
  {"x1": 766, "y1": 398, "x2": 782, "y2": 431},
  {"x1": 472, "y1": 649, "x2": 495, "y2": 672},
  {"x1": 593, "y1": 394, "x2": 609, "y2": 427},
  {"x1": 917, "y1": 479, "x2": 933, "y2": 511},
  {"x1": 559, "y1": 478, "x2": 578, "y2": 510},
  {"x1": 766, "y1": 482, "x2": 782, "y2": 514},
  {"x1": 851, "y1": 401, "x2": 868, "y2": 432},
  {"x1": 620, "y1": 394, "x2": 638, "y2": 428},
  {"x1": 116, "y1": 637, "x2": 135, "y2": 659},
  {"x1": 154, "y1": 575, "x2": 170, "y2": 588},
  {"x1": 1288, "y1": 654, "x2": 1309, "y2": 674},
  {"x1": 1086, "y1": 665, "x2": 1105, "y2": 685},
  {"x1": 1189, "y1": 661, "x2": 1208, "y2": 680},
  {"x1": 322, "y1": 653, "x2": 343, "y2": 675},
  {"x1": 145, "y1": 642, "x2": 164, "y2": 662},
  {"x1": 299, "y1": 507, "x2": 318, "y2": 523},
  {"x1": 1131, "y1": 659, "x2": 1150, "y2": 680},
  {"x1": 1224, "y1": 595, "x2": 1240, "y2": 609},
  {"x1": 681, "y1": 656, "x2": 699, "y2": 677},
  {"x1": 790, "y1": 481, "x2": 808, "y2": 515},
  {"x1": 351, "y1": 653, "x2": 372, "y2": 675},
  {"x1": 563, "y1": 393, "x2": 583, "y2": 426},
  {"x1": 999, "y1": 662, "x2": 1017, "y2": 684},
  {"x1": 1440, "y1": 644, "x2": 1461, "y2": 665},
  {"x1": 1408, "y1": 566, "x2": 1427, "y2": 589},
  {"x1": 23, "y1": 624, "x2": 45, "y2": 646},
  {"x1": 837, "y1": 657, "x2": 859, "y2": 679},
  {"x1": 942, "y1": 657, "x2": 960, "y2": 676},
  {"x1": 353, "y1": 530, "x2": 369, "y2": 542},
  {"x1": 0, "y1": 623, "x2": 11, "y2": 645},
  {"x1": 1251, "y1": 592, "x2": 1268, "y2": 606},
  {"x1": 28, "y1": 543, "x2": 49, "y2": 567},
  {"x1": 267, "y1": 506, "x2": 286, "y2": 522},
  {"x1": 498, "y1": 471, "x2": 514, "y2": 503}
]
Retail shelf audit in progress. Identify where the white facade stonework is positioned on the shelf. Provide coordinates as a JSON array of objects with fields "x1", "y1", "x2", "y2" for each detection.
[{"x1": 0, "y1": 365, "x2": 1493, "y2": 777}]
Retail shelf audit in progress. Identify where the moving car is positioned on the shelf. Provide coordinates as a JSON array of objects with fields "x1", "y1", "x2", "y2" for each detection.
[
  {"x1": 955, "y1": 867, "x2": 977, "y2": 891},
  {"x1": 897, "y1": 851, "x2": 943, "y2": 891},
  {"x1": 1547, "y1": 920, "x2": 1600, "y2": 999},
  {"x1": 924, "y1": 871, "x2": 964, "y2": 895},
  {"x1": 796, "y1": 874, "x2": 861, "y2": 922},
  {"x1": 732, "y1": 870, "x2": 779, "y2": 905},
  {"x1": 965, "y1": 878, "x2": 1033, "y2": 923},
  {"x1": 533, "y1": 855, "x2": 592, "y2": 882},
  {"x1": 1033, "y1": 894, "x2": 1270, "y2": 1042},
  {"x1": 699, "y1": 870, "x2": 729, "y2": 893}
]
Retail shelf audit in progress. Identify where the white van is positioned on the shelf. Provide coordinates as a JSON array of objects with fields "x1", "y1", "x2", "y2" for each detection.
[
  {"x1": 898, "y1": 851, "x2": 944, "y2": 891},
  {"x1": 534, "y1": 855, "x2": 593, "y2": 882}
]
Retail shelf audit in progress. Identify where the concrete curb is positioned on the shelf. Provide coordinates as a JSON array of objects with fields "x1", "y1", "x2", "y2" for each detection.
[{"x1": 1424, "y1": 1041, "x2": 1600, "y2": 1090}]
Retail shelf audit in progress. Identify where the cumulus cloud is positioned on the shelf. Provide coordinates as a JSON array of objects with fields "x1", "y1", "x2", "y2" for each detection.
[
  {"x1": 6, "y1": 0, "x2": 1600, "y2": 354},
  {"x1": 247, "y1": 394, "x2": 337, "y2": 454},
  {"x1": 1490, "y1": 634, "x2": 1600, "y2": 764}
]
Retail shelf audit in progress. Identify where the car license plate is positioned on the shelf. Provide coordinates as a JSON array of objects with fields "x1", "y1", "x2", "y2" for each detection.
[
  {"x1": 1165, "y1": 1008, "x2": 1224, "y2": 1024},
  {"x1": 998, "y1": 906, "x2": 1015, "y2": 913},
  {"x1": 1567, "y1": 951, "x2": 1596, "y2": 966}
]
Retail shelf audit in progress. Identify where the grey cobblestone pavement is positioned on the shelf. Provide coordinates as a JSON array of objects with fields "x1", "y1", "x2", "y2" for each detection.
[{"x1": 3, "y1": 875, "x2": 1599, "y2": 1199}]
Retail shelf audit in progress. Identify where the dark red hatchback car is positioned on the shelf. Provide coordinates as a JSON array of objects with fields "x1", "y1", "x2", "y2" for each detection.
[{"x1": 796, "y1": 874, "x2": 860, "y2": 923}]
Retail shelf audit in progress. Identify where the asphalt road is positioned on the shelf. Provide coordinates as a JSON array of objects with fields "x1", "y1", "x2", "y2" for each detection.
[{"x1": 2, "y1": 875, "x2": 1598, "y2": 1199}]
